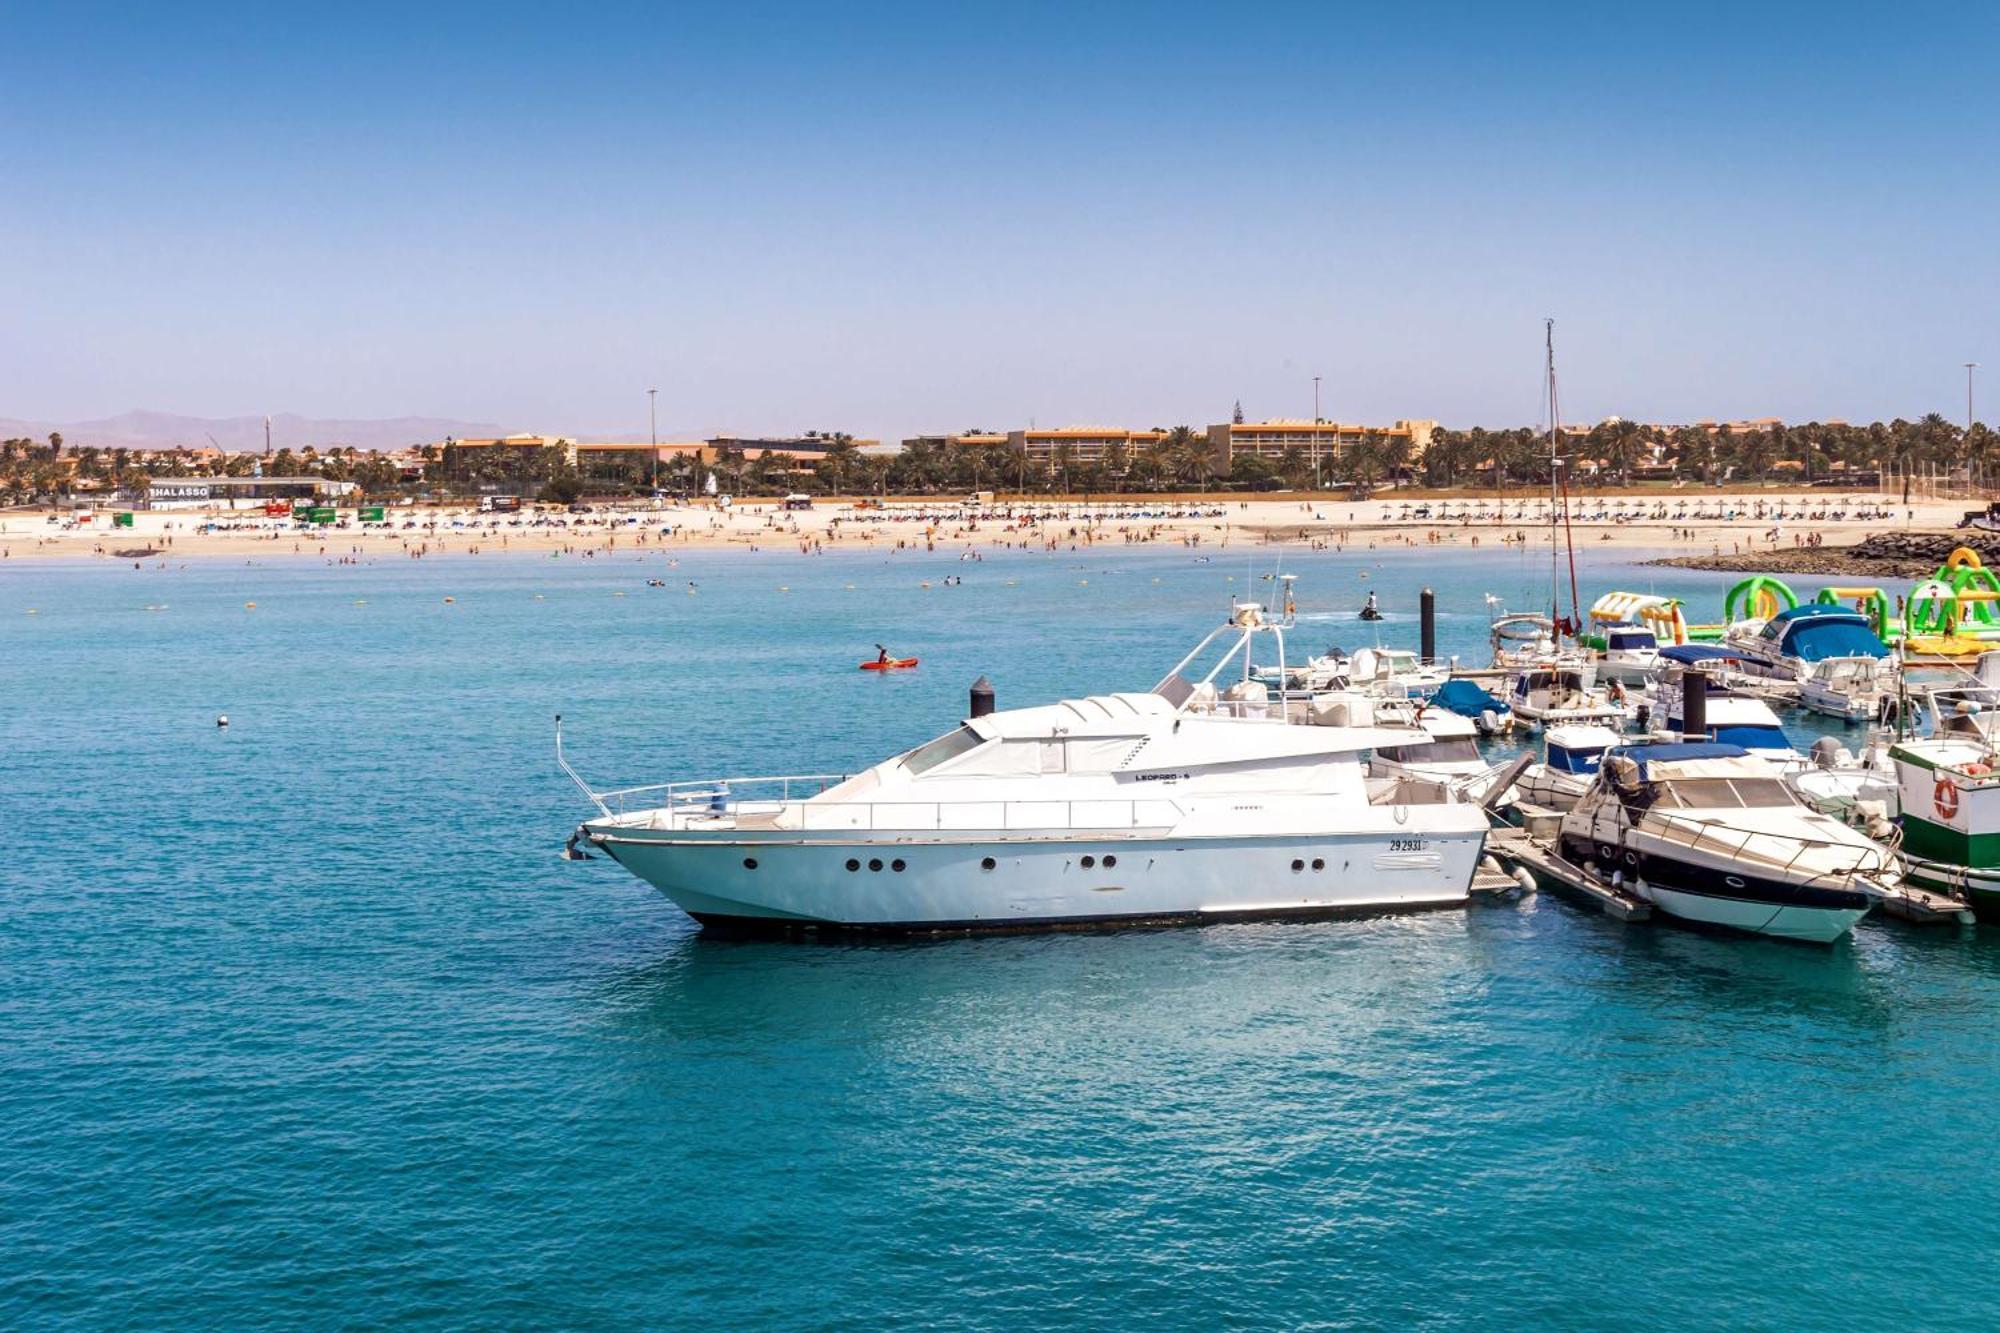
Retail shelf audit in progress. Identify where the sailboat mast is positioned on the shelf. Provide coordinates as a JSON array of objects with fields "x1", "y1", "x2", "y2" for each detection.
[{"x1": 1547, "y1": 320, "x2": 1560, "y2": 634}]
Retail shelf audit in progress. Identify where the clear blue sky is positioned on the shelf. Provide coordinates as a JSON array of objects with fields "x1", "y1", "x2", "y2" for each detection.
[{"x1": 4, "y1": 1, "x2": 1996, "y2": 441}]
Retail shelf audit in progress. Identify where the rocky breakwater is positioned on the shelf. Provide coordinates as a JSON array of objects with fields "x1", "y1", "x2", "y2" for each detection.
[{"x1": 1649, "y1": 531, "x2": 2000, "y2": 578}]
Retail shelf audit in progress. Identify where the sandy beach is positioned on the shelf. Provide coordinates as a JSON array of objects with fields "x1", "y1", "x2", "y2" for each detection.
[{"x1": 0, "y1": 490, "x2": 1976, "y2": 567}]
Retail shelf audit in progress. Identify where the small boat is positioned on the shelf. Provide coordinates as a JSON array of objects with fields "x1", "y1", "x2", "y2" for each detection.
[
  {"x1": 860, "y1": 657, "x2": 920, "y2": 671},
  {"x1": 1427, "y1": 678, "x2": 1512, "y2": 735},
  {"x1": 1514, "y1": 722, "x2": 1622, "y2": 811},
  {"x1": 1722, "y1": 604, "x2": 1894, "y2": 683},
  {"x1": 1561, "y1": 741, "x2": 1892, "y2": 943},
  {"x1": 1505, "y1": 657, "x2": 1625, "y2": 729},
  {"x1": 1887, "y1": 733, "x2": 2000, "y2": 917},
  {"x1": 1347, "y1": 646, "x2": 1450, "y2": 700},
  {"x1": 1798, "y1": 655, "x2": 1894, "y2": 724}
]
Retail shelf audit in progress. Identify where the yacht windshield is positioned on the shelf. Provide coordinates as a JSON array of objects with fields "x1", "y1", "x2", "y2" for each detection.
[
  {"x1": 1550, "y1": 745, "x2": 1605, "y2": 775},
  {"x1": 1608, "y1": 631, "x2": 1657, "y2": 651},
  {"x1": 1379, "y1": 738, "x2": 1481, "y2": 764},
  {"x1": 1655, "y1": 777, "x2": 1795, "y2": 809},
  {"x1": 904, "y1": 725, "x2": 983, "y2": 775}
]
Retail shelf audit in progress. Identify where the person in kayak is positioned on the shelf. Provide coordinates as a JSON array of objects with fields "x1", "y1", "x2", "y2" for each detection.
[{"x1": 875, "y1": 643, "x2": 893, "y2": 665}]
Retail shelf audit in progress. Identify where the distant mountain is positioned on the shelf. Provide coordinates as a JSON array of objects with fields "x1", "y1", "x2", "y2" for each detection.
[{"x1": 0, "y1": 411, "x2": 514, "y2": 453}]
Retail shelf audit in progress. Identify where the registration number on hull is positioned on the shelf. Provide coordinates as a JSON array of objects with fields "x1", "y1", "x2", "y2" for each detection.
[{"x1": 1388, "y1": 838, "x2": 1428, "y2": 853}]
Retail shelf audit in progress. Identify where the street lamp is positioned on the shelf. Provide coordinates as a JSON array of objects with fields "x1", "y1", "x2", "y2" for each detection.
[
  {"x1": 1312, "y1": 375, "x2": 1322, "y2": 492},
  {"x1": 1967, "y1": 363, "x2": 1978, "y2": 431},
  {"x1": 648, "y1": 387, "x2": 658, "y2": 496}
]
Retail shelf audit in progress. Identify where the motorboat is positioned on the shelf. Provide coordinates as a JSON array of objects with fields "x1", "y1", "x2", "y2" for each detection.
[
  {"x1": 1560, "y1": 741, "x2": 1892, "y2": 942},
  {"x1": 1505, "y1": 657, "x2": 1626, "y2": 729},
  {"x1": 1584, "y1": 592, "x2": 1685, "y2": 685},
  {"x1": 1798, "y1": 655, "x2": 1893, "y2": 723},
  {"x1": 1251, "y1": 647, "x2": 1350, "y2": 695},
  {"x1": 563, "y1": 600, "x2": 1491, "y2": 934},
  {"x1": 1427, "y1": 677, "x2": 1513, "y2": 736},
  {"x1": 1658, "y1": 690, "x2": 1799, "y2": 766},
  {"x1": 1593, "y1": 623, "x2": 1662, "y2": 686},
  {"x1": 1346, "y1": 646, "x2": 1451, "y2": 700},
  {"x1": 1722, "y1": 604, "x2": 1893, "y2": 683},
  {"x1": 1513, "y1": 722, "x2": 1622, "y2": 811}
]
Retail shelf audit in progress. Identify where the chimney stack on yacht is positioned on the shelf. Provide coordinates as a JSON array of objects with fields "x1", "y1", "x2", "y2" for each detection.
[
  {"x1": 969, "y1": 675, "x2": 996, "y2": 719},
  {"x1": 1420, "y1": 588, "x2": 1437, "y2": 664},
  {"x1": 1680, "y1": 671, "x2": 1707, "y2": 742}
]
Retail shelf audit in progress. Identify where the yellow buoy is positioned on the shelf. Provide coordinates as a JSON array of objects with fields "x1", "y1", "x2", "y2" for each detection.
[
  {"x1": 778, "y1": 585, "x2": 790, "y2": 592},
  {"x1": 443, "y1": 596, "x2": 455, "y2": 604},
  {"x1": 245, "y1": 602, "x2": 256, "y2": 609}
]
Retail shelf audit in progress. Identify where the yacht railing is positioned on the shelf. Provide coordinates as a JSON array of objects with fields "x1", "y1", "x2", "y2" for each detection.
[
  {"x1": 578, "y1": 768, "x2": 1188, "y2": 832},
  {"x1": 593, "y1": 773, "x2": 854, "y2": 819},
  {"x1": 1636, "y1": 816, "x2": 1890, "y2": 888}
]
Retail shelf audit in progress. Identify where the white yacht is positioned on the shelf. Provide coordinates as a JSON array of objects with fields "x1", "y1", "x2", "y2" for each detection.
[
  {"x1": 564, "y1": 602, "x2": 1491, "y2": 934},
  {"x1": 1561, "y1": 742, "x2": 1892, "y2": 943}
]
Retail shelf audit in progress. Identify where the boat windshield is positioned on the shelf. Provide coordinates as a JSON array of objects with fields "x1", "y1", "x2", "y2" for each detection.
[
  {"x1": 1607, "y1": 630, "x2": 1657, "y2": 651},
  {"x1": 1378, "y1": 738, "x2": 1481, "y2": 764},
  {"x1": 1550, "y1": 745, "x2": 1605, "y2": 774},
  {"x1": 904, "y1": 724, "x2": 984, "y2": 775},
  {"x1": 1654, "y1": 777, "x2": 1795, "y2": 809}
]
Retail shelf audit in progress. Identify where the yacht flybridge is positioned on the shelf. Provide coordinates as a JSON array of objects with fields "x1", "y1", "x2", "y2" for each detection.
[{"x1": 563, "y1": 599, "x2": 1491, "y2": 934}]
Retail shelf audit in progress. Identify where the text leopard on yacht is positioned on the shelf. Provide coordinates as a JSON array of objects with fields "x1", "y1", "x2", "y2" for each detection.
[{"x1": 563, "y1": 598, "x2": 1491, "y2": 934}]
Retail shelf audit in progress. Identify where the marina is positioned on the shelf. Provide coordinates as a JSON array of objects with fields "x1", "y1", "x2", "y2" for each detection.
[{"x1": 10, "y1": 543, "x2": 2000, "y2": 1329}]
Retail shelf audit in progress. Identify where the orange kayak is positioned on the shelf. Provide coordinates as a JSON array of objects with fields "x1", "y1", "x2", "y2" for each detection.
[{"x1": 859, "y1": 657, "x2": 920, "y2": 671}]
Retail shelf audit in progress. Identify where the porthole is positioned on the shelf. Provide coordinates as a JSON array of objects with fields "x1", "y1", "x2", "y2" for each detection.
[
  {"x1": 868, "y1": 858, "x2": 883, "y2": 872},
  {"x1": 1081, "y1": 855, "x2": 1096, "y2": 869},
  {"x1": 1311, "y1": 858, "x2": 1325, "y2": 871},
  {"x1": 891, "y1": 858, "x2": 906, "y2": 873},
  {"x1": 845, "y1": 858, "x2": 860, "y2": 872},
  {"x1": 1291, "y1": 859, "x2": 1305, "y2": 872},
  {"x1": 1102, "y1": 854, "x2": 1117, "y2": 869},
  {"x1": 980, "y1": 857, "x2": 996, "y2": 871},
  {"x1": 742, "y1": 857, "x2": 758, "y2": 870},
  {"x1": 1725, "y1": 875, "x2": 1746, "y2": 889}
]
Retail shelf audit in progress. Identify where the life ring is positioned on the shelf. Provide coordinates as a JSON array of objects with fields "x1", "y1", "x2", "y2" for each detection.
[
  {"x1": 1963, "y1": 762, "x2": 1991, "y2": 777},
  {"x1": 1935, "y1": 777, "x2": 1962, "y2": 821}
]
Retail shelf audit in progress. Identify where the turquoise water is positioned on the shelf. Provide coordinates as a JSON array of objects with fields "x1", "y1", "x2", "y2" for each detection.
[{"x1": 5, "y1": 545, "x2": 1998, "y2": 1329}]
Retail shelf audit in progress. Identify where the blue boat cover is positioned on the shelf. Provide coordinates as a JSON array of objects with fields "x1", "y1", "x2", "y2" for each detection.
[
  {"x1": 1658, "y1": 643, "x2": 1747, "y2": 664},
  {"x1": 1604, "y1": 741, "x2": 1750, "y2": 774},
  {"x1": 1430, "y1": 678, "x2": 1505, "y2": 717},
  {"x1": 1763, "y1": 605, "x2": 1890, "y2": 661}
]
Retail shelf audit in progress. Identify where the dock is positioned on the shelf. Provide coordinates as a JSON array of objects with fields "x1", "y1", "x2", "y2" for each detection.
[
  {"x1": 1485, "y1": 821, "x2": 1653, "y2": 921},
  {"x1": 1866, "y1": 878, "x2": 1977, "y2": 927}
]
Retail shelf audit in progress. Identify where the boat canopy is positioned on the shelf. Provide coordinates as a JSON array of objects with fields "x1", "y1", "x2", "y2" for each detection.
[
  {"x1": 1659, "y1": 643, "x2": 1748, "y2": 665},
  {"x1": 1604, "y1": 742, "x2": 1754, "y2": 780},
  {"x1": 1430, "y1": 679, "x2": 1504, "y2": 718},
  {"x1": 1757, "y1": 604, "x2": 1891, "y2": 661}
]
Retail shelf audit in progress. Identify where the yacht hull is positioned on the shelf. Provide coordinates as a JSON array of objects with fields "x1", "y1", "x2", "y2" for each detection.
[
  {"x1": 585, "y1": 825, "x2": 1489, "y2": 934},
  {"x1": 1560, "y1": 835, "x2": 1871, "y2": 943}
]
